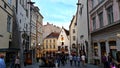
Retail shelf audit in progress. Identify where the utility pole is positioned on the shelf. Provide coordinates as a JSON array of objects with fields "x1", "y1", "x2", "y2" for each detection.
[{"x1": 86, "y1": 0, "x2": 92, "y2": 63}]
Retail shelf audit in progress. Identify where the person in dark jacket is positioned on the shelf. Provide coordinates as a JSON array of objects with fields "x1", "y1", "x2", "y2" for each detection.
[{"x1": 0, "y1": 54, "x2": 6, "y2": 68}]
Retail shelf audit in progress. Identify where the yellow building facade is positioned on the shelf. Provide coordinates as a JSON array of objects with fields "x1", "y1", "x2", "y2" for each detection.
[{"x1": 43, "y1": 32, "x2": 59, "y2": 55}]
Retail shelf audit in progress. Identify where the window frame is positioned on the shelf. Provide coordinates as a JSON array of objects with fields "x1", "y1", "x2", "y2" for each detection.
[
  {"x1": 107, "y1": 6, "x2": 114, "y2": 24},
  {"x1": 7, "y1": 15, "x2": 12, "y2": 32},
  {"x1": 98, "y1": 12, "x2": 104, "y2": 28},
  {"x1": 8, "y1": 0, "x2": 12, "y2": 5},
  {"x1": 92, "y1": 16, "x2": 96, "y2": 30}
]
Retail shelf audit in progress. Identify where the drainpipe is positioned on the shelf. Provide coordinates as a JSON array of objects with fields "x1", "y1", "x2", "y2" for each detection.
[{"x1": 87, "y1": 0, "x2": 92, "y2": 64}]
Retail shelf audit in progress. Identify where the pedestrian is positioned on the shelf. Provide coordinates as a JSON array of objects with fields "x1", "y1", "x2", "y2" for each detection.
[
  {"x1": 0, "y1": 54, "x2": 6, "y2": 68},
  {"x1": 69, "y1": 55, "x2": 73, "y2": 66},
  {"x1": 10, "y1": 56, "x2": 15, "y2": 68},
  {"x1": 81, "y1": 54, "x2": 85, "y2": 66},
  {"x1": 102, "y1": 54, "x2": 107, "y2": 68},
  {"x1": 108, "y1": 53, "x2": 112, "y2": 68},
  {"x1": 56, "y1": 55, "x2": 61, "y2": 67},
  {"x1": 61, "y1": 54, "x2": 65, "y2": 66},
  {"x1": 15, "y1": 56, "x2": 20, "y2": 68},
  {"x1": 77, "y1": 55, "x2": 80, "y2": 66},
  {"x1": 73, "y1": 55, "x2": 77, "y2": 66}
]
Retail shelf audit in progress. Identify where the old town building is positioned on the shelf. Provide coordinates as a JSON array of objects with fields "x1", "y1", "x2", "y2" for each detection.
[
  {"x1": 57, "y1": 27, "x2": 70, "y2": 55},
  {"x1": 69, "y1": 15, "x2": 77, "y2": 55},
  {"x1": 43, "y1": 22, "x2": 61, "y2": 39},
  {"x1": 43, "y1": 32, "x2": 60, "y2": 55},
  {"x1": 0, "y1": 0, "x2": 18, "y2": 66},
  {"x1": 88, "y1": 0, "x2": 120, "y2": 64}
]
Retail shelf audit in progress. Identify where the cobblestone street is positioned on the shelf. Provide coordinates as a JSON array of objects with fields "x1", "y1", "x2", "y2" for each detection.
[{"x1": 24, "y1": 61, "x2": 103, "y2": 68}]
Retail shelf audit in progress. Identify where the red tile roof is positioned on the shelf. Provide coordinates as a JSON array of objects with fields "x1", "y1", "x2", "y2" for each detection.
[{"x1": 45, "y1": 32, "x2": 60, "y2": 39}]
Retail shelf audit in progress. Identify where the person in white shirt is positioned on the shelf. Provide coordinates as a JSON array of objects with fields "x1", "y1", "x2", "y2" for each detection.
[
  {"x1": 15, "y1": 56, "x2": 20, "y2": 68},
  {"x1": 81, "y1": 54, "x2": 85, "y2": 66}
]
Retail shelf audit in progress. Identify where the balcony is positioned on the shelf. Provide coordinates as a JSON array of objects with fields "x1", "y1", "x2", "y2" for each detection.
[{"x1": 91, "y1": 20, "x2": 120, "y2": 35}]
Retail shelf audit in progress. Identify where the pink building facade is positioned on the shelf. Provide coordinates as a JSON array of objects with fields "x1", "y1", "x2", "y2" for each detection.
[{"x1": 88, "y1": 0, "x2": 120, "y2": 65}]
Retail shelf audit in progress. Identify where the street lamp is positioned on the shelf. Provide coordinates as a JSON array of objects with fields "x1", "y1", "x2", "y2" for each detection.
[
  {"x1": 117, "y1": 33, "x2": 120, "y2": 38},
  {"x1": 38, "y1": 43, "x2": 40, "y2": 46}
]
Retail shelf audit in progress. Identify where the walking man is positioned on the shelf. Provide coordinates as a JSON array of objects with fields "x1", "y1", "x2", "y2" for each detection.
[
  {"x1": 73, "y1": 55, "x2": 77, "y2": 66},
  {"x1": 77, "y1": 55, "x2": 80, "y2": 66}
]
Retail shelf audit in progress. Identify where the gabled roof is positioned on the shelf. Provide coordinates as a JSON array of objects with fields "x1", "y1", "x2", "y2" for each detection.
[
  {"x1": 45, "y1": 32, "x2": 60, "y2": 39},
  {"x1": 62, "y1": 27, "x2": 69, "y2": 36}
]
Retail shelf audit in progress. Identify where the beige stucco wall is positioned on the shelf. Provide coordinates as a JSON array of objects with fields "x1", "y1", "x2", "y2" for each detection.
[
  {"x1": 0, "y1": 0, "x2": 15, "y2": 48},
  {"x1": 69, "y1": 15, "x2": 77, "y2": 50},
  {"x1": 43, "y1": 38, "x2": 58, "y2": 53}
]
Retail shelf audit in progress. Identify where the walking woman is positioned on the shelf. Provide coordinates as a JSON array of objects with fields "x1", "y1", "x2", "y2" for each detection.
[
  {"x1": 81, "y1": 54, "x2": 85, "y2": 66},
  {"x1": 15, "y1": 56, "x2": 20, "y2": 68}
]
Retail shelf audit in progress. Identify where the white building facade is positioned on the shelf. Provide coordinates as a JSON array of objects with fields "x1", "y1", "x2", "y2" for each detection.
[
  {"x1": 57, "y1": 27, "x2": 70, "y2": 55},
  {"x1": 17, "y1": 0, "x2": 31, "y2": 51},
  {"x1": 76, "y1": 0, "x2": 89, "y2": 57}
]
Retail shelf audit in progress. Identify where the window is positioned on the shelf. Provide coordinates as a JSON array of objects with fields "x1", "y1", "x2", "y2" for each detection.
[
  {"x1": 119, "y1": 3, "x2": 120, "y2": 19},
  {"x1": 26, "y1": 9, "x2": 28, "y2": 17},
  {"x1": 74, "y1": 22, "x2": 77, "y2": 26},
  {"x1": 50, "y1": 40, "x2": 51, "y2": 45},
  {"x1": 91, "y1": 0, "x2": 95, "y2": 8},
  {"x1": 92, "y1": 17, "x2": 96, "y2": 30},
  {"x1": 50, "y1": 40, "x2": 51, "y2": 42},
  {"x1": 19, "y1": 0, "x2": 22, "y2": 4},
  {"x1": 46, "y1": 40, "x2": 48, "y2": 46},
  {"x1": 98, "y1": 12, "x2": 103, "y2": 27},
  {"x1": 107, "y1": 6, "x2": 114, "y2": 24},
  {"x1": 4, "y1": 3, "x2": 7, "y2": 8},
  {"x1": 8, "y1": 0, "x2": 12, "y2": 5},
  {"x1": 98, "y1": 0, "x2": 104, "y2": 3},
  {"x1": 65, "y1": 46, "x2": 68, "y2": 51},
  {"x1": 109, "y1": 41, "x2": 117, "y2": 60},
  {"x1": 58, "y1": 46, "x2": 61, "y2": 51},
  {"x1": 53, "y1": 40, "x2": 55, "y2": 43},
  {"x1": 53, "y1": 45, "x2": 55, "y2": 49},
  {"x1": 79, "y1": 4, "x2": 83, "y2": 15},
  {"x1": 50, "y1": 45, "x2": 52, "y2": 48},
  {"x1": 73, "y1": 36, "x2": 76, "y2": 41},
  {"x1": 46, "y1": 45, "x2": 48, "y2": 49},
  {"x1": 73, "y1": 29, "x2": 75, "y2": 33},
  {"x1": 94, "y1": 43, "x2": 98, "y2": 56},
  {"x1": 7, "y1": 15, "x2": 11, "y2": 32}
]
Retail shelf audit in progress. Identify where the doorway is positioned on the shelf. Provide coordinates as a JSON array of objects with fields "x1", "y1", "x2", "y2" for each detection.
[{"x1": 100, "y1": 42, "x2": 106, "y2": 57}]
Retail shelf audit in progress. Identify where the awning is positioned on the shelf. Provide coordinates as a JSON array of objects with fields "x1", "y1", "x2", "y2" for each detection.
[{"x1": 0, "y1": 48, "x2": 20, "y2": 52}]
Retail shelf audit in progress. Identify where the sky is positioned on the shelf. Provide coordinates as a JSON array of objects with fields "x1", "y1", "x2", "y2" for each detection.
[{"x1": 32, "y1": 0, "x2": 77, "y2": 30}]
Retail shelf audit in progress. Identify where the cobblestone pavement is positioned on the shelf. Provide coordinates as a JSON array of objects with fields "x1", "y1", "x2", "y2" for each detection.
[{"x1": 24, "y1": 61, "x2": 103, "y2": 68}]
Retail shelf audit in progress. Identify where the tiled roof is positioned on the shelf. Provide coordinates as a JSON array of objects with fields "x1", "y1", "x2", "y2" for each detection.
[{"x1": 46, "y1": 32, "x2": 60, "y2": 39}]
